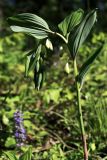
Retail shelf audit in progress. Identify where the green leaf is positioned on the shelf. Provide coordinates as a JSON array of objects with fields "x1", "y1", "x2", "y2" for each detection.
[
  {"x1": 4, "y1": 151, "x2": 18, "y2": 160},
  {"x1": 78, "y1": 44, "x2": 104, "y2": 86},
  {"x1": 2, "y1": 114, "x2": 9, "y2": 125},
  {"x1": 8, "y1": 13, "x2": 51, "y2": 39},
  {"x1": 58, "y1": 9, "x2": 84, "y2": 38},
  {"x1": 5, "y1": 137, "x2": 16, "y2": 148},
  {"x1": 19, "y1": 147, "x2": 32, "y2": 160},
  {"x1": 68, "y1": 9, "x2": 97, "y2": 59},
  {"x1": 25, "y1": 44, "x2": 42, "y2": 76},
  {"x1": 34, "y1": 70, "x2": 45, "y2": 90}
]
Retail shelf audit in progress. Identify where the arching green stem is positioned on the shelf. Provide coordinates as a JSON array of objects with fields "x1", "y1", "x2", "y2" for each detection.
[
  {"x1": 55, "y1": 32, "x2": 68, "y2": 43},
  {"x1": 50, "y1": 30, "x2": 68, "y2": 43}
]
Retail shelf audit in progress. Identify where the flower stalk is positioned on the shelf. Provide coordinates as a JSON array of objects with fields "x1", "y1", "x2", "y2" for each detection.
[
  {"x1": 14, "y1": 110, "x2": 26, "y2": 147},
  {"x1": 73, "y1": 59, "x2": 88, "y2": 160}
]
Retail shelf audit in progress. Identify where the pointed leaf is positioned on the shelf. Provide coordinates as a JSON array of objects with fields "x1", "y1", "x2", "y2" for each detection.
[
  {"x1": 25, "y1": 44, "x2": 42, "y2": 76},
  {"x1": 8, "y1": 13, "x2": 51, "y2": 39},
  {"x1": 78, "y1": 44, "x2": 104, "y2": 86},
  {"x1": 34, "y1": 70, "x2": 44, "y2": 90},
  {"x1": 58, "y1": 9, "x2": 84, "y2": 37},
  {"x1": 68, "y1": 9, "x2": 97, "y2": 59},
  {"x1": 4, "y1": 151, "x2": 18, "y2": 160},
  {"x1": 19, "y1": 147, "x2": 32, "y2": 160}
]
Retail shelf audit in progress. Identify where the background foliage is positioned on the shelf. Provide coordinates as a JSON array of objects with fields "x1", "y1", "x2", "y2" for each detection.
[{"x1": 0, "y1": 0, "x2": 107, "y2": 159}]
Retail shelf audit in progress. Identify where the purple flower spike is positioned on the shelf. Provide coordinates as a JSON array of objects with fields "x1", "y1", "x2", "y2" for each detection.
[{"x1": 14, "y1": 110, "x2": 26, "y2": 147}]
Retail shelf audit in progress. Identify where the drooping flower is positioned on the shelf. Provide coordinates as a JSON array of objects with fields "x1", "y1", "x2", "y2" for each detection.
[{"x1": 14, "y1": 110, "x2": 26, "y2": 146}]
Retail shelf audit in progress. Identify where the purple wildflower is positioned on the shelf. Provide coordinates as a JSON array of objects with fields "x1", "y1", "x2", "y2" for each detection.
[{"x1": 14, "y1": 110, "x2": 26, "y2": 147}]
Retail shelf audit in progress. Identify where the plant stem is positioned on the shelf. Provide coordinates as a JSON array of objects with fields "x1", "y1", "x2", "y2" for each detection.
[
  {"x1": 55, "y1": 32, "x2": 68, "y2": 43},
  {"x1": 73, "y1": 58, "x2": 88, "y2": 160},
  {"x1": 50, "y1": 30, "x2": 68, "y2": 43}
]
